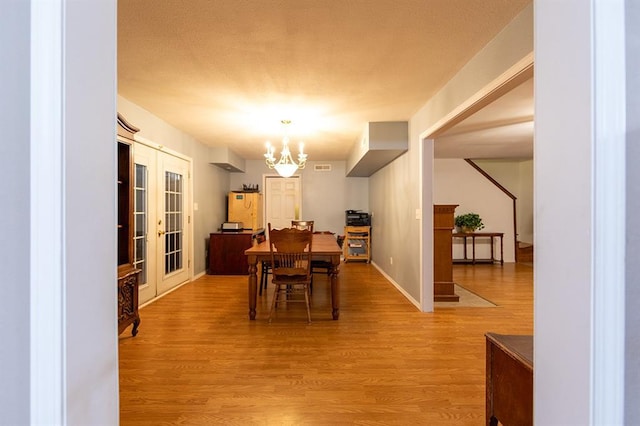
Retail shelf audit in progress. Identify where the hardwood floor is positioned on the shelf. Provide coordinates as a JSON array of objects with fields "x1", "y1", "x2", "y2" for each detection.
[{"x1": 119, "y1": 262, "x2": 533, "y2": 425}]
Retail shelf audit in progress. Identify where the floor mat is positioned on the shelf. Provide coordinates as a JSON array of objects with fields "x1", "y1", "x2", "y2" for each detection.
[{"x1": 434, "y1": 284, "x2": 497, "y2": 308}]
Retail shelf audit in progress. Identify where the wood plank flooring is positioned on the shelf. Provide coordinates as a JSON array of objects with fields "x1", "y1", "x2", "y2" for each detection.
[{"x1": 119, "y1": 262, "x2": 533, "y2": 425}]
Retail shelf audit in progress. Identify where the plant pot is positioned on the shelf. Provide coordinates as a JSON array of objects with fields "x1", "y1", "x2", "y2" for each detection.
[{"x1": 461, "y1": 226, "x2": 476, "y2": 233}]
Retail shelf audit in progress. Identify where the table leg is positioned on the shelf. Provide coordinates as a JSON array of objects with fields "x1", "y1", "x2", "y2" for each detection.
[
  {"x1": 248, "y1": 255, "x2": 258, "y2": 320},
  {"x1": 463, "y1": 235, "x2": 468, "y2": 260},
  {"x1": 331, "y1": 256, "x2": 340, "y2": 320},
  {"x1": 490, "y1": 236, "x2": 495, "y2": 263},
  {"x1": 472, "y1": 236, "x2": 476, "y2": 264},
  {"x1": 500, "y1": 235, "x2": 504, "y2": 265}
]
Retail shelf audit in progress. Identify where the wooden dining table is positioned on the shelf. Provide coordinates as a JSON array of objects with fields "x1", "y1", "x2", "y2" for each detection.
[{"x1": 244, "y1": 233, "x2": 342, "y2": 320}]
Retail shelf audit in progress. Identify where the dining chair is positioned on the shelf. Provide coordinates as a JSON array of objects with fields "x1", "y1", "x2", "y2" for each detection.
[
  {"x1": 310, "y1": 231, "x2": 335, "y2": 282},
  {"x1": 267, "y1": 223, "x2": 313, "y2": 323},
  {"x1": 261, "y1": 222, "x2": 314, "y2": 295},
  {"x1": 291, "y1": 221, "x2": 317, "y2": 291},
  {"x1": 291, "y1": 220, "x2": 314, "y2": 232},
  {"x1": 255, "y1": 233, "x2": 270, "y2": 296}
]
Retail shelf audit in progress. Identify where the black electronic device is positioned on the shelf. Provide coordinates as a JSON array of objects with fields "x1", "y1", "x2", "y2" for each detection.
[{"x1": 345, "y1": 210, "x2": 370, "y2": 226}]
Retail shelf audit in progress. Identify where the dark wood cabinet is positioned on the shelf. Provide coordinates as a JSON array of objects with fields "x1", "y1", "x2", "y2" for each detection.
[
  {"x1": 117, "y1": 114, "x2": 141, "y2": 336},
  {"x1": 433, "y1": 204, "x2": 459, "y2": 302},
  {"x1": 208, "y1": 230, "x2": 264, "y2": 275},
  {"x1": 486, "y1": 333, "x2": 533, "y2": 426}
]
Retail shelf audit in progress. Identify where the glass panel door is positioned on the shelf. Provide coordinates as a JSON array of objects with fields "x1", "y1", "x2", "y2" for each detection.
[
  {"x1": 133, "y1": 163, "x2": 147, "y2": 284},
  {"x1": 164, "y1": 171, "x2": 183, "y2": 274},
  {"x1": 133, "y1": 142, "x2": 158, "y2": 305},
  {"x1": 157, "y1": 152, "x2": 190, "y2": 294}
]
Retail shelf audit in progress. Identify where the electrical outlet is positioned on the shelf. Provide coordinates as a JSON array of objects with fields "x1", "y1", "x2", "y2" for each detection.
[{"x1": 390, "y1": 257, "x2": 393, "y2": 265}]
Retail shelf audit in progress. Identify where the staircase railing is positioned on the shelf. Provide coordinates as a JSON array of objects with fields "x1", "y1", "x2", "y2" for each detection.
[{"x1": 464, "y1": 159, "x2": 519, "y2": 262}]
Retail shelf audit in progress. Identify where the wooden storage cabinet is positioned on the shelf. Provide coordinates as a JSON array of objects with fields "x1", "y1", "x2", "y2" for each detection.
[
  {"x1": 433, "y1": 204, "x2": 459, "y2": 302},
  {"x1": 486, "y1": 333, "x2": 534, "y2": 426},
  {"x1": 344, "y1": 226, "x2": 371, "y2": 262},
  {"x1": 228, "y1": 192, "x2": 263, "y2": 230},
  {"x1": 117, "y1": 114, "x2": 141, "y2": 336},
  {"x1": 208, "y1": 230, "x2": 264, "y2": 275}
]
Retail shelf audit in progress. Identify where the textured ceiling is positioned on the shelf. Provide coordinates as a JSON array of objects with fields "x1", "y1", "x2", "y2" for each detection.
[{"x1": 118, "y1": 0, "x2": 532, "y2": 161}]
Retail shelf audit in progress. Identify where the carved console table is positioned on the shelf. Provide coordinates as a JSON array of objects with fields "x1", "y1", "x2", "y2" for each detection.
[{"x1": 453, "y1": 232, "x2": 504, "y2": 265}]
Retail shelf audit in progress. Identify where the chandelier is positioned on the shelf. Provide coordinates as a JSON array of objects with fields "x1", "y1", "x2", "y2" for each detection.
[{"x1": 264, "y1": 120, "x2": 308, "y2": 178}]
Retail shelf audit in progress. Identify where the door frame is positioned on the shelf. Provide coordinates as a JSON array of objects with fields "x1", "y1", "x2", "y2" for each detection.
[{"x1": 262, "y1": 173, "x2": 302, "y2": 231}]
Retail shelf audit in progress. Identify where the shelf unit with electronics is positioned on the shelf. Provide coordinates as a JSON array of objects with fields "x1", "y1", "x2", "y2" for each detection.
[{"x1": 343, "y1": 226, "x2": 371, "y2": 262}]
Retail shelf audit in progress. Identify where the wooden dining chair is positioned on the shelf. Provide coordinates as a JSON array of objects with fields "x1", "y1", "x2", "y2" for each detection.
[
  {"x1": 267, "y1": 224, "x2": 313, "y2": 323},
  {"x1": 291, "y1": 221, "x2": 317, "y2": 290},
  {"x1": 311, "y1": 231, "x2": 335, "y2": 280},
  {"x1": 291, "y1": 220, "x2": 314, "y2": 232},
  {"x1": 255, "y1": 233, "x2": 271, "y2": 296}
]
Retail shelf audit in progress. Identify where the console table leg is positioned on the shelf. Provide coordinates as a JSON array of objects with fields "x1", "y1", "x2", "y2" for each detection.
[
  {"x1": 472, "y1": 236, "x2": 476, "y2": 264},
  {"x1": 490, "y1": 236, "x2": 495, "y2": 263}
]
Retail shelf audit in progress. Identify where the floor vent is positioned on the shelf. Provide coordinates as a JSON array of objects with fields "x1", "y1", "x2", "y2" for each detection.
[{"x1": 314, "y1": 164, "x2": 332, "y2": 172}]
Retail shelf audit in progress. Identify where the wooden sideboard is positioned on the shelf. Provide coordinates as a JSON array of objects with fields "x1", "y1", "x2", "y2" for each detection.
[
  {"x1": 208, "y1": 230, "x2": 264, "y2": 275},
  {"x1": 433, "y1": 204, "x2": 459, "y2": 302},
  {"x1": 486, "y1": 333, "x2": 534, "y2": 426}
]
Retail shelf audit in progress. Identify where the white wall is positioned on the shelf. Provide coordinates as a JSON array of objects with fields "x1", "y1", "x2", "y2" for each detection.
[
  {"x1": 517, "y1": 160, "x2": 534, "y2": 243},
  {"x1": 1, "y1": 1, "x2": 31, "y2": 423},
  {"x1": 535, "y1": 1, "x2": 593, "y2": 423},
  {"x1": 626, "y1": 2, "x2": 640, "y2": 422},
  {"x1": 117, "y1": 96, "x2": 230, "y2": 274},
  {"x1": 230, "y1": 160, "x2": 368, "y2": 236},
  {"x1": 65, "y1": 1, "x2": 120, "y2": 422},
  {"x1": 9, "y1": 0, "x2": 122, "y2": 423},
  {"x1": 434, "y1": 159, "x2": 515, "y2": 262},
  {"x1": 370, "y1": 4, "x2": 533, "y2": 303},
  {"x1": 536, "y1": 0, "x2": 632, "y2": 423}
]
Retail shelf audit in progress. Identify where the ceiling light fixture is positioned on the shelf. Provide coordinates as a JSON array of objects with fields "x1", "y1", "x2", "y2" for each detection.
[{"x1": 264, "y1": 120, "x2": 307, "y2": 178}]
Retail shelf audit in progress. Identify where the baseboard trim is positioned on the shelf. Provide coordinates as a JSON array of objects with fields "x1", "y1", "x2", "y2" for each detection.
[{"x1": 370, "y1": 261, "x2": 422, "y2": 310}]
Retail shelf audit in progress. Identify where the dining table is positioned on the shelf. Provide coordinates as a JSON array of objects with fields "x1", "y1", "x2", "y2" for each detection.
[{"x1": 244, "y1": 233, "x2": 343, "y2": 320}]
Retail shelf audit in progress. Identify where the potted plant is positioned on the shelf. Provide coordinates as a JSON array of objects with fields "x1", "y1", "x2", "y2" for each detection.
[{"x1": 454, "y1": 212, "x2": 485, "y2": 233}]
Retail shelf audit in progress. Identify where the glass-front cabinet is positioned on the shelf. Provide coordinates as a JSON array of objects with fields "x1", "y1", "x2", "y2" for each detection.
[{"x1": 117, "y1": 114, "x2": 141, "y2": 336}]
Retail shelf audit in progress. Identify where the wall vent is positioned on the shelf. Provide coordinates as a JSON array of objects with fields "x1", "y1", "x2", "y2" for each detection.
[{"x1": 314, "y1": 164, "x2": 332, "y2": 172}]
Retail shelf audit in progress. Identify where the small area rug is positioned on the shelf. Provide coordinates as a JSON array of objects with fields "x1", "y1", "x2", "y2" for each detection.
[{"x1": 434, "y1": 284, "x2": 497, "y2": 308}]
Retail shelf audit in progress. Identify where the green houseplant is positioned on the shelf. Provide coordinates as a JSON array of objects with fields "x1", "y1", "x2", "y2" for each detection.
[{"x1": 454, "y1": 212, "x2": 485, "y2": 233}]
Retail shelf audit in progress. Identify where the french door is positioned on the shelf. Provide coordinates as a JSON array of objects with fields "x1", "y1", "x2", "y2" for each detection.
[
  {"x1": 134, "y1": 142, "x2": 191, "y2": 304},
  {"x1": 264, "y1": 175, "x2": 301, "y2": 231}
]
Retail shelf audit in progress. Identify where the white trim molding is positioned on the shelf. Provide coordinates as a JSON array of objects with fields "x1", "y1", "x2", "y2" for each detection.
[
  {"x1": 591, "y1": 0, "x2": 627, "y2": 423},
  {"x1": 30, "y1": 0, "x2": 66, "y2": 423}
]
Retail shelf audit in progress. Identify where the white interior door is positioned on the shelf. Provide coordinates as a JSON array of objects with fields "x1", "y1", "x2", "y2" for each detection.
[
  {"x1": 264, "y1": 176, "x2": 301, "y2": 231},
  {"x1": 134, "y1": 143, "x2": 191, "y2": 304}
]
